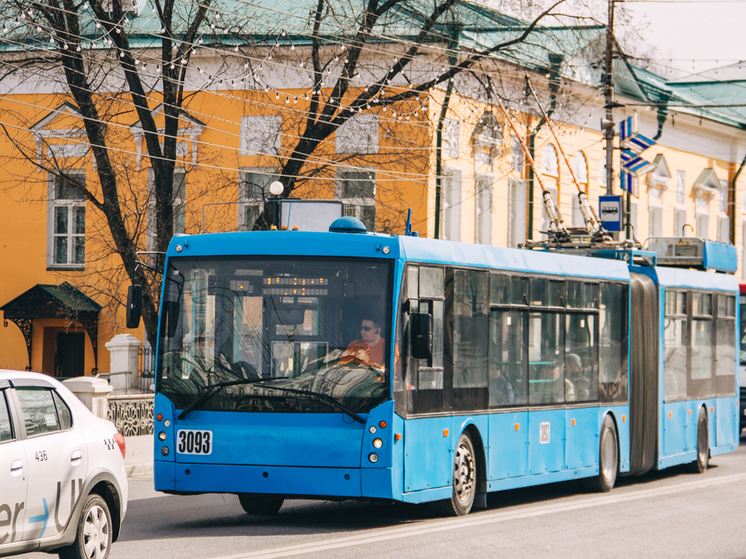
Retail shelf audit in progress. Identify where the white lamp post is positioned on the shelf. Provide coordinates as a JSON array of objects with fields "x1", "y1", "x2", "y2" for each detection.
[{"x1": 269, "y1": 181, "x2": 284, "y2": 228}]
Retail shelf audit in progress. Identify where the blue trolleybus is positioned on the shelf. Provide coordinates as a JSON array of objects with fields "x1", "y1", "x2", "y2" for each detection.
[{"x1": 145, "y1": 221, "x2": 740, "y2": 515}]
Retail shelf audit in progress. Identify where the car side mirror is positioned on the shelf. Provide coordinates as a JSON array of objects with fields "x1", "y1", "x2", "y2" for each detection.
[
  {"x1": 126, "y1": 285, "x2": 142, "y2": 329},
  {"x1": 410, "y1": 312, "x2": 432, "y2": 361}
]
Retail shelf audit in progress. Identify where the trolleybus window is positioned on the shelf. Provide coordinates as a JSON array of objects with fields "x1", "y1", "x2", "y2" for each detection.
[
  {"x1": 715, "y1": 294, "x2": 737, "y2": 396},
  {"x1": 157, "y1": 257, "x2": 393, "y2": 414},
  {"x1": 599, "y1": 282, "x2": 628, "y2": 403},
  {"x1": 691, "y1": 292, "x2": 714, "y2": 398},
  {"x1": 664, "y1": 290, "x2": 688, "y2": 401}
]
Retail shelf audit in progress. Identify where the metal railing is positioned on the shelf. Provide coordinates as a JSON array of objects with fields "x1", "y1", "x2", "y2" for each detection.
[{"x1": 138, "y1": 346, "x2": 155, "y2": 393}]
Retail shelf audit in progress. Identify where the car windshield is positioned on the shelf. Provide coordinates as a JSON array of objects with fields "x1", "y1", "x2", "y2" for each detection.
[{"x1": 156, "y1": 256, "x2": 393, "y2": 414}]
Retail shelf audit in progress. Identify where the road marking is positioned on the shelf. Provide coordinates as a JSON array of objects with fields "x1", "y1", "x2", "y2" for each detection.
[{"x1": 214, "y1": 472, "x2": 746, "y2": 559}]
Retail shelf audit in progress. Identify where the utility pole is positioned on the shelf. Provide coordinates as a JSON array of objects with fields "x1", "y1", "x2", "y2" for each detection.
[{"x1": 604, "y1": 0, "x2": 615, "y2": 196}]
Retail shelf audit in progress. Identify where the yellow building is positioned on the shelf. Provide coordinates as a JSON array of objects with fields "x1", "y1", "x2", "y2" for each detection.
[{"x1": 1, "y1": 2, "x2": 744, "y2": 378}]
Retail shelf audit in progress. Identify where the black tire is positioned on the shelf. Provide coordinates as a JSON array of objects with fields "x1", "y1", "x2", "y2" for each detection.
[
  {"x1": 58, "y1": 494, "x2": 112, "y2": 559},
  {"x1": 583, "y1": 415, "x2": 618, "y2": 493},
  {"x1": 435, "y1": 432, "x2": 477, "y2": 516},
  {"x1": 238, "y1": 494, "x2": 284, "y2": 515},
  {"x1": 687, "y1": 407, "x2": 709, "y2": 474}
]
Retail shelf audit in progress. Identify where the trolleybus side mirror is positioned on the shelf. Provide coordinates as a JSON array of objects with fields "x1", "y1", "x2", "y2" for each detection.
[
  {"x1": 126, "y1": 285, "x2": 142, "y2": 328},
  {"x1": 410, "y1": 312, "x2": 432, "y2": 361}
]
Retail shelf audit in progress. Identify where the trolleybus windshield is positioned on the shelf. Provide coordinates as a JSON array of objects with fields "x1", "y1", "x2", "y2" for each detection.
[{"x1": 156, "y1": 256, "x2": 393, "y2": 416}]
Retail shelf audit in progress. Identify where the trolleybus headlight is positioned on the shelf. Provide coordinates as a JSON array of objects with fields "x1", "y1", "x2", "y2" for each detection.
[
  {"x1": 369, "y1": 426, "x2": 377, "y2": 434},
  {"x1": 368, "y1": 453, "x2": 379, "y2": 463},
  {"x1": 164, "y1": 420, "x2": 171, "y2": 427},
  {"x1": 161, "y1": 446, "x2": 170, "y2": 456},
  {"x1": 158, "y1": 431, "x2": 167, "y2": 441},
  {"x1": 373, "y1": 438, "x2": 383, "y2": 449}
]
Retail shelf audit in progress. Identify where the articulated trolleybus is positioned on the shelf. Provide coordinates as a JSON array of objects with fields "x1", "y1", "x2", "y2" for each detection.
[{"x1": 141, "y1": 219, "x2": 740, "y2": 516}]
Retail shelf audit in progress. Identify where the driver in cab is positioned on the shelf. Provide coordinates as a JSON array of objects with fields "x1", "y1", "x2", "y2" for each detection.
[{"x1": 340, "y1": 317, "x2": 386, "y2": 370}]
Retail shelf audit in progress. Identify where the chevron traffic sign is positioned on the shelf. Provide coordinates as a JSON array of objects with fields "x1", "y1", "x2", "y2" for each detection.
[
  {"x1": 619, "y1": 169, "x2": 638, "y2": 196},
  {"x1": 619, "y1": 115, "x2": 656, "y2": 154},
  {"x1": 618, "y1": 115, "x2": 657, "y2": 194},
  {"x1": 620, "y1": 148, "x2": 657, "y2": 176}
]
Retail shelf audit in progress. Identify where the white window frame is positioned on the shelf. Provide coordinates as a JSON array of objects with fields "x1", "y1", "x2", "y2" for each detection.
[
  {"x1": 509, "y1": 178, "x2": 527, "y2": 247},
  {"x1": 335, "y1": 166, "x2": 376, "y2": 232},
  {"x1": 542, "y1": 144, "x2": 559, "y2": 177},
  {"x1": 238, "y1": 167, "x2": 278, "y2": 231},
  {"x1": 572, "y1": 151, "x2": 588, "y2": 185},
  {"x1": 240, "y1": 115, "x2": 282, "y2": 156},
  {"x1": 675, "y1": 170, "x2": 686, "y2": 205},
  {"x1": 335, "y1": 114, "x2": 379, "y2": 155},
  {"x1": 696, "y1": 193, "x2": 710, "y2": 240},
  {"x1": 648, "y1": 186, "x2": 663, "y2": 239},
  {"x1": 443, "y1": 119, "x2": 460, "y2": 160},
  {"x1": 147, "y1": 168, "x2": 186, "y2": 251},
  {"x1": 475, "y1": 174, "x2": 493, "y2": 245},
  {"x1": 649, "y1": 205, "x2": 663, "y2": 238},
  {"x1": 718, "y1": 216, "x2": 730, "y2": 244},
  {"x1": 511, "y1": 138, "x2": 524, "y2": 173},
  {"x1": 473, "y1": 115, "x2": 502, "y2": 166},
  {"x1": 674, "y1": 208, "x2": 688, "y2": 237},
  {"x1": 441, "y1": 167, "x2": 462, "y2": 241},
  {"x1": 718, "y1": 179, "x2": 730, "y2": 244},
  {"x1": 47, "y1": 171, "x2": 86, "y2": 269}
]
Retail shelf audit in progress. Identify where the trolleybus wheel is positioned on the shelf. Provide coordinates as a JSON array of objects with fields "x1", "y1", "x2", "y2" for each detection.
[
  {"x1": 238, "y1": 494, "x2": 284, "y2": 515},
  {"x1": 436, "y1": 431, "x2": 476, "y2": 516},
  {"x1": 584, "y1": 415, "x2": 618, "y2": 493},
  {"x1": 687, "y1": 407, "x2": 709, "y2": 474}
]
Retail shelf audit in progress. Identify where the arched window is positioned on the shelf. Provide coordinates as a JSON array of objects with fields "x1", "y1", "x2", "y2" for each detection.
[
  {"x1": 572, "y1": 151, "x2": 588, "y2": 184},
  {"x1": 542, "y1": 144, "x2": 559, "y2": 177}
]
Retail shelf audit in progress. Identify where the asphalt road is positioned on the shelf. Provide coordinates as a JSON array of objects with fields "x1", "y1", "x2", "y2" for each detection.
[
  {"x1": 87, "y1": 433, "x2": 746, "y2": 559},
  {"x1": 20, "y1": 432, "x2": 746, "y2": 559}
]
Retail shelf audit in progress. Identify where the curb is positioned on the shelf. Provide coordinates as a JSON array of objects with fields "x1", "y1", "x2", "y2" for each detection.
[{"x1": 126, "y1": 461, "x2": 154, "y2": 478}]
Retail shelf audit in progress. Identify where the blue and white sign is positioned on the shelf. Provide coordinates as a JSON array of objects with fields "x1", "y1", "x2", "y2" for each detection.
[
  {"x1": 620, "y1": 149, "x2": 657, "y2": 176},
  {"x1": 618, "y1": 116, "x2": 657, "y2": 197},
  {"x1": 599, "y1": 195, "x2": 623, "y2": 232}
]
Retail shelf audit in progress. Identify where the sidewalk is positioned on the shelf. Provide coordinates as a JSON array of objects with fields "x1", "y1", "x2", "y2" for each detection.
[{"x1": 125, "y1": 434, "x2": 154, "y2": 478}]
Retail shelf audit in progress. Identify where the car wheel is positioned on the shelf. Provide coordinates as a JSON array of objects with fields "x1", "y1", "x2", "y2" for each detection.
[
  {"x1": 58, "y1": 494, "x2": 112, "y2": 559},
  {"x1": 238, "y1": 494, "x2": 284, "y2": 515},
  {"x1": 435, "y1": 431, "x2": 476, "y2": 516},
  {"x1": 687, "y1": 407, "x2": 709, "y2": 474}
]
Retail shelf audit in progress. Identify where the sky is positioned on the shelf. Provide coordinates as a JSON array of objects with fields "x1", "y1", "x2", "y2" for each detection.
[{"x1": 616, "y1": 0, "x2": 746, "y2": 76}]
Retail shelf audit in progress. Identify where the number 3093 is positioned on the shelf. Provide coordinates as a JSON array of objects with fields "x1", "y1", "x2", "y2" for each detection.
[{"x1": 176, "y1": 430, "x2": 212, "y2": 455}]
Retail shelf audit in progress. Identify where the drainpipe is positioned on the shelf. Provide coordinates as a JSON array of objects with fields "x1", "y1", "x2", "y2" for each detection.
[
  {"x1": 652, "y1": 93, "x2": 671, "y2": 141},
  {"x1": 527, "y1": 55, "x2": 562, "y2": 240},
  {"x1": 731, "y1": 149, "x2": 746, "y2": 245},
  {"x1": 435, "y1": 79, "x2": 456, "y2": 240},
  {"x1": 434, "y1": 26, "x2": 460, "y2": 240}
]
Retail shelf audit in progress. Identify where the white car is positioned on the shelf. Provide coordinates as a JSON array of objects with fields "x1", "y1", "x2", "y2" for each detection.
[{"x1": 0, "y1": 371, "x2": 128, "y2": 559}]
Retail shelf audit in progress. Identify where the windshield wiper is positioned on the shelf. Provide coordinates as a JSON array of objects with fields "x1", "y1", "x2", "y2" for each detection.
[
  {"x1": 177, "y1": 377, "x2": 283, "y2": 420},
  {"x1": 177, "y1": 379, "x2": 366, "y2": 424},
  {"x1": 257, "y1": 386, "x2": 366, "y2": 424}
]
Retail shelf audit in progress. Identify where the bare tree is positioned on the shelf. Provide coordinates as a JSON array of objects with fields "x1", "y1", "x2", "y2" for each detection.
[{"x1": 0, "y1": 0, "x2": 601, "y2": 345}]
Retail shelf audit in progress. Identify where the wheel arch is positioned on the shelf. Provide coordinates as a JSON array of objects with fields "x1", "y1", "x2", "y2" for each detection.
[
  {"x1": 602, "y1": 410, "x2": 621, "y2": 469},
  {"x1": 461, "y1": 423, "x2": 487, "y2": 494},
  {"x1": 90, "y1": 480, "x2": 123, "y2": 542}
]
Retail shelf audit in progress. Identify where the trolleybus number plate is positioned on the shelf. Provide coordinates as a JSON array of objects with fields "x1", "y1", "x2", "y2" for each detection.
[{"x1": 176, "y1": 430, "x2": 213, "y2": 455}]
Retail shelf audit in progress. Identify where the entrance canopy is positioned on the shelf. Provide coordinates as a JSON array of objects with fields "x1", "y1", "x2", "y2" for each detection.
[{"x1": 1, "y1": 282, "x2": 101, "y2": 371}]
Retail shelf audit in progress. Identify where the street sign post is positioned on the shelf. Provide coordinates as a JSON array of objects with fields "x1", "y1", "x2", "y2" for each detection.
[{"x1": 599, "y1": 195, "x2": 623, "y2": 232}]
